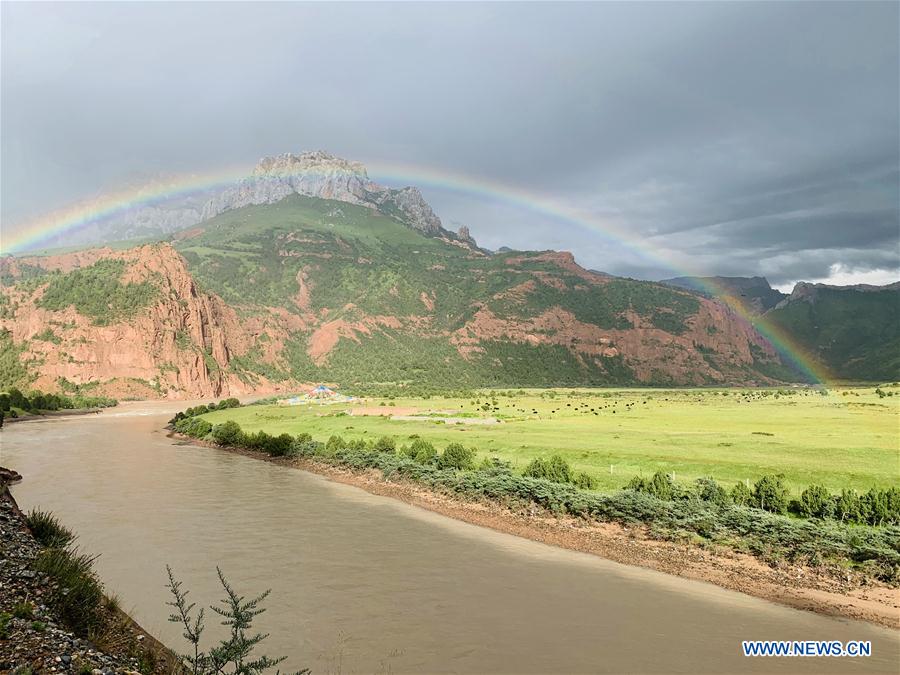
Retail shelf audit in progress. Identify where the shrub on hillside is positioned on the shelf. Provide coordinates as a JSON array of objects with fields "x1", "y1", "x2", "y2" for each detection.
[
  {"x1": 326, "y1": 435, "x2": 346, "y2": 454},
  {"x1": 438, "y1": 443, "x2": 476, "y2": 470},
  {"x1": 752, "y1": 474, "x2": 790, "y2": 514}
]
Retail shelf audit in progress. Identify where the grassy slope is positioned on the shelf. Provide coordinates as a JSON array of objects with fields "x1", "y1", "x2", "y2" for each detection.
[{"x1": 199, "y1": 385, "x2": 899, "y2": 494}]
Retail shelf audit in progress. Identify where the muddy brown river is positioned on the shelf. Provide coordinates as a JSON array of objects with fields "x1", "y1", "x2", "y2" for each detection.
[{"x1": 3, "y1": 402, "x2": 898, "y2": 673}]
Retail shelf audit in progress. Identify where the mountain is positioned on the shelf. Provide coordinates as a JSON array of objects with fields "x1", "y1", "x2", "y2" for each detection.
[
  {"x1": 0, "y1": 193, "x2": 789, "y2": 397},
  {"x1": 764, "y1": 282, "x2": 900, "y2": 381},
  {"x1": 662, "y1": 276, "x2": 786, "y2": 315},
  {"x1": 18, "y1": 151, "x2": 476, "y2": 253}
]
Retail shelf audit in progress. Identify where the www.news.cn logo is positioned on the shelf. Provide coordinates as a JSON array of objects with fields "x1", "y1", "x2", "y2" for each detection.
[{"x1": 742, "y1": 640, "x2": 872, "y2": 657}]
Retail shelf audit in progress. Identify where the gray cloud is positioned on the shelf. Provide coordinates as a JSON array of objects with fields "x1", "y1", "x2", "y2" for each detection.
[{"x1": 2, "y1": 1, "x2": 897, "y2": 286}]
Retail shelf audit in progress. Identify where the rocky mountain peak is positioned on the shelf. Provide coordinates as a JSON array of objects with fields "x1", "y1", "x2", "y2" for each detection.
[
  {"x1": 252, "y1": 151, "x2": 370, "y2": 180},
  {"x1": 201, "y1": 150, "x2": 449, "y2": 238}
]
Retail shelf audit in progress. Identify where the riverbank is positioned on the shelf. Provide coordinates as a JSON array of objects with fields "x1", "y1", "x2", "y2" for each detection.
[
  {"x1": 3, "y1": 408, "x2": 104, "y2": 425},
  {"x1": 173, "y1": 434, "x2": 900, "y2": 630},
  {"x1": 0, "y1": 470, "x2": 180, "y2": 674}
]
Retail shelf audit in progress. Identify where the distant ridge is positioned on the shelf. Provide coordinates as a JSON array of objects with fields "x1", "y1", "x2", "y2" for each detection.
[{"x1": 662, "y1": 276, "x2": 786, "y2": 315}]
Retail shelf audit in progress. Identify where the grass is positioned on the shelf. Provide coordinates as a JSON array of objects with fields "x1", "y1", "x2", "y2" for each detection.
[
  {"x1": 25, "y1": 508, "x2": 75, "y2": 547},
  {"x1": 199, "y1": 384, "x2": 900, "y2": 494},
  {"x1": 32, "y1": 547, "x2": 104, "y2": 635}
]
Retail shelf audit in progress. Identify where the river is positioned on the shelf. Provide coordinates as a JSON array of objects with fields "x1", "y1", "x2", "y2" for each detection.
[{"x1": 3, "y1": 402, "x2": 898, "y2": 673}]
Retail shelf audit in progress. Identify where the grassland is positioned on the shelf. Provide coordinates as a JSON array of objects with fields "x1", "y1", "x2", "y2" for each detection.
[{"x1": 198, "y1": 385, "x2": 900, "y2": 494}]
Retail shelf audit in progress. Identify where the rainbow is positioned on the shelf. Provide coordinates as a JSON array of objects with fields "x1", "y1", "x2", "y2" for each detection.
[{"x1": 1, "y1": 158, "x2": 828, "y2": 382}]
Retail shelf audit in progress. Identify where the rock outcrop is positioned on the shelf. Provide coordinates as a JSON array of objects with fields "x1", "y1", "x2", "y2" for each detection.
[
  {"x1": 0, "y1": 244, "x2": 290, "y2": 399},
  {"x1": 201, "y1": 151, "x2": 448, "y2": 237}
]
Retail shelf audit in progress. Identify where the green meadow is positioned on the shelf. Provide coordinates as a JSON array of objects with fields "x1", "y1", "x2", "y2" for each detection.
[{"x1": 198, "y1": 385, "x2": 900, "y2": 494}]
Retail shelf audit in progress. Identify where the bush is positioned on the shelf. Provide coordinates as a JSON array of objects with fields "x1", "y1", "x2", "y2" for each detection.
[
  {"x1": 627, "y1": 471, "x2": 676, "y2": 501},
  {"x1": 799, "y1": 484, "x2": 834, "y2": 519},
  {"x1": 373, "y1": 436, "x2": 397, "y2": 454},
  {"x1": 438, "y1": 443, "x2": 476, "y2": 471},
  {"x1": 175, "y1": 417, "x2": 213, "y2": 439},
  {"x1": 211, "y1": 420, "x2": 243, "y2": 446},
  {"x1": 523, "y1": 455, "x2": 574, "y2": 484},
  {"x1": 409, "y1": 438, "x2": 437, "y2": 464},
  {"x1": 26, "y1": 509, "x2": 76, "y2": 548},
  {"x1": 574, "y1": 472, "x2": 597, "y2": 490},
  {"x1": 326, "y1": 435, "x2": 346, "y2": 454},
  {"x1": 730, "y1": 481, "x2": 752, "y2": 506},
  {"x1": 256, "y1": 432, "x2": 294, "y2": 457},
  {"x1": 290, "y1": 433, "x2": 322, "y2": 457},
  {"x1": 752, "y1": 474, "x2": 790, "y2": 514},
  {"x1": 696, "y1": 477, "x2": 728, "y2": 506}
]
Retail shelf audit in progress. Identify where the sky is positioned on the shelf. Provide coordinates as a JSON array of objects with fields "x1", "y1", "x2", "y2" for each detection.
[{"x1": 2, "y1": 1, "x2": 898, "y2": 289}]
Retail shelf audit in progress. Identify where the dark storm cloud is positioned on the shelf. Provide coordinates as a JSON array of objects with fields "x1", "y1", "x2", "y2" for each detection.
[{"x1": 2, "y1": 1, "x2": 897, "y2": 286}]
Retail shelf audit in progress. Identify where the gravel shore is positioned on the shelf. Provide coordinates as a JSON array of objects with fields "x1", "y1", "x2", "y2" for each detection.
[{"x1": 0, "y1": 470, "x2": 179, "y2": 674}]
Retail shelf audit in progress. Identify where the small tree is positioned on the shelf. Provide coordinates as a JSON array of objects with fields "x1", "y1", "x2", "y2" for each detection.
[
  {"x1": 730, "y1": 481, "x2": 752, "y2": 506},
  {"x1": 834, "y1": 489, "x2": 862, "y2": 523},
  {"x1": 798, "y1": 485, "x2": 833, "y2": 519},
  {"x1": 409, "y1": 438, "x2": 437, "y2": 464},
  {"x1": 166, "y1": 565, "x2": 307, "y2": 675},
  {"x1": 752, "y1": 474, "x2": 790, "y2": 514},
  {"x1": 522, "y1": 455, "x2": 574, "y2": 484},
  {"x1": 325, "y1": 435, "x2": 345, "y2": 454},
  {"x1": 695, "y1": 477, "x2": 728, "y2": 506},
  {"x1": 438, "y1": 443, "x2": 476, "y2": 470},
  {"x1": 373, "y1": 436, "x2": 397, "y2": 454}
]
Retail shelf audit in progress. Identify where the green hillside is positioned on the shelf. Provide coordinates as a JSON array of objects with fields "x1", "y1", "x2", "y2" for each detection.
[
  {"x1": 764, "y1": 284, "x2": 900, "y2": 381},
  {"x1": 170, "y1": 195, "x2": 780, "y2": 389}
]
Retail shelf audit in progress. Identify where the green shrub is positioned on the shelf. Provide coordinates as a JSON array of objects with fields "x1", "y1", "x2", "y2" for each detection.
[
  {"x1": 574, "y1": 472, "x2": 597, "y2": 490},
  {"x1": 211, "y1": 420, "x2": 243, "y2": 446},
  {"x1": 326, "y1": 435, "x2": 346, "y2": 454},
  {"x1": 695, "y1": 477, "x2": 728, "y2": 506},
  {"x1": 523, "y1": 455, "x2": 574, "y2": 484},
  {"x1": 12, "y1": 601, "x2": 34, "y2": 619},
  {"x1": 409, "y1": 438, "x2": 437, "y2": 464},
  {"x1": 26, "y1": 509, "x2": 75, "y2": 548},
  {"x1": 752, "y1": 474, "x2": 790, "y2": 514},
  {"x1": 373, "y1": 436, "x2": 397, "y2": 454},
  {"x1": 799, "y1": 485, "x2": 834, "y2": 519},
  {"x1": 37, "y1": 259, "x2": 158, "y2": 325},
  {"x1": 627, "y1": 471, "x2": 676, "y2": 501},
  {"x1": 834, "y1": 489, "x2": 862, "y2": 523},
  {"x1": 438, "y1": 443, "x2": 476, "y2": 471},
  {"x1": 730, "y1": 481, "x2": 752, "y2": 506}
]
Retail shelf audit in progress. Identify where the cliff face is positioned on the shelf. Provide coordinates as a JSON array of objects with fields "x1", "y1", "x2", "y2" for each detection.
[{"x1": 0, "y1": 244, "x2": 287, "y2": 398}]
